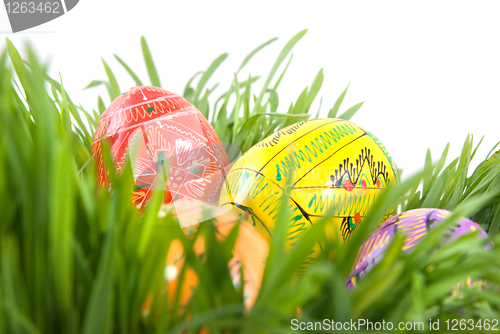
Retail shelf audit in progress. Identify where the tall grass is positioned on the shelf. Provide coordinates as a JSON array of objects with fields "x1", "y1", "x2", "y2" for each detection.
[
  {"x1": 85, "y1": 30, "x2": 363, "y2": 161},
  {"x1": 0, "y1": 32, "x2": 500, "y2": 333}
]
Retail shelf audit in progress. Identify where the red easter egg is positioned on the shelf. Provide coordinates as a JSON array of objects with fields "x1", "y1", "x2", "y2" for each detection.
[{"x1": 91, "y1": 86, "x2": 230, "y2": 208}]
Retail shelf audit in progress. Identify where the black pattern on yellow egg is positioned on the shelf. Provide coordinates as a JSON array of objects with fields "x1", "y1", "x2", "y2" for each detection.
[{"x1": 219, "y1": 118, "x2": 398, "y2": 264}]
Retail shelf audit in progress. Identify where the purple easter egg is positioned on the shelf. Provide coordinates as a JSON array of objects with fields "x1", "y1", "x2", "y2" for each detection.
[{"x1": 346, "y1": 208, "x2": 489, "y2": 289}]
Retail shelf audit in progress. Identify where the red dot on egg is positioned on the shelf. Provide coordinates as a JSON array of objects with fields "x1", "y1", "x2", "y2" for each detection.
[
  {"x1": 354, "y1": 213, "x2": 361, "y2": 223},
  {"x1": 244, "y1": 211, "x2": 250, "y2": 220},
  {"x1": 343, "y1": 180, "x2": 354, "y2": 191},
  {"x1": 376, "y1": 180, "x2": 381, "y2": 188},
  {"x1": 361, "y1": 180, "x2": 367, "y2": 190}
]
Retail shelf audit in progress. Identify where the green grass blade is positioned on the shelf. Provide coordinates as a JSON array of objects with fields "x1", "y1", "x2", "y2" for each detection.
[
  {"x1": 81, "y1": 202, "x2": 118, "y2": 334},
  {"x1": 114, "y1": 54, "x2": 144, "y2": 86},
  {"x1": 193, "y1": 53, "x2": 228, "y2": 105},
  {"x1": 268, "y1": 89, "x2": 279, "y2": 113},
  {"x1": 213, "y1": 76, "x2": 260, "y2": 120},
  {"x1": 238, "y1": 37, "x2": 278, "y2": 73},
  {"x1": 422, "y1": 149, "x2": 433, "y2": 196},
  {"x1": 421, "y1": 169, "x2": 449, "y2": 208},
  {"x1": 141, "y1": 36, "x2": 161, "y2": 87},
  {"x1": 445, "y1": 135, "x2": 472, "y2": 209},
  {"x1": 486, "y1": 141, "x2": 500, "y2": 159},
  {"x1": 183, "y1": 71, "x2": 203, "y2": 102},
  {"x1": 432, "y1": 143, "x2": 449, "y2": 183},
  {"x1": 243, "y1": 74, "x2": 252, "y2": 122},
  {"x1": 272, "y1": 53, "x2": 293, "y2": 91},
  {"x1": 471, "y1": 135, "x2": 484, "y2": 161},
  {"x1": 84, "y1": 80, "x2": 106, "y2": 90},
  {"x1": 303, "y1": 69, "x2": 323, "y2": 113},
  {"x1": 101, "y1": 58, "x2": 120, "y2": 100},
  {"x1": 5, "y1": 39, "x2": 35, "y2": 111},
  {"x1": 49, "y1": 144, "x2": 75, "y2": 314},
  {"x1": 328, "y1": 82, "x2": 349, "y2": 118},
  {"x1": 97, "y1": 96, "x2": 106, "y2": 114},
  {"x1": 232, "y1": 73, "x2": 242, "y2": 141},
  {"x1": 315, "y1": 97, "x2": 323, "y2": 118},
  {"x1": 253, "y1": 29, "x2": 307, "y2": 114},
  {"x1": 337, "y1": 101, "x2": 363, "y2": 121}
]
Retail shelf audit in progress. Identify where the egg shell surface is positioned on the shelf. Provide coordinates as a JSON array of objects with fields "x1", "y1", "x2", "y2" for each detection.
[
  {"x1": 219, "y1": 118, "x2": 398, "y2": 268},
  {"x1": 91, "y1": 86, "x2": 230, "y2": 208},
  {"x1": 346, "y1": 208, "x2": 489, "y2": 289}
]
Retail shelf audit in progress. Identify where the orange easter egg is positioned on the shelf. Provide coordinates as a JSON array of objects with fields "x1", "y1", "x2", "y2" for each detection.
[{"x1": 143, "y1": 200, "x2": 268, "y2": 313}]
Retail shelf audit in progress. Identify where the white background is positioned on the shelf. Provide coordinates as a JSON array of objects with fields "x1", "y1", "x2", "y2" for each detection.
[{"x1": 2, "y1": 0, "x2": 500, "y2": 178}]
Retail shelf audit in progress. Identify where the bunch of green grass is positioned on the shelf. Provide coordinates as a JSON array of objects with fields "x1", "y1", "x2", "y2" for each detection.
[
  {"x1": 88, "y1": 29, "x2": 500, "y2": 234},
  {"x1": 85, "y1": 30, "x2": 363, "y2": 160},
  {"x1": 404, "y1": 136, "x2": 500, "y2": 234},
  {"x1": 0, "y1": 41, "x2": 178, "y2": 333},
  {"x1": 1, "y1": 32, "x2": 500, "y2": 334}
]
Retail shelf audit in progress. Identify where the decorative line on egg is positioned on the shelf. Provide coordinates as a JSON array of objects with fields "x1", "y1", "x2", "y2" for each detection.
[
  {"x1": 156, "y1": 121, "x2": 210, "y2": 148},
  {"x1": 104, "y1": 95, "x2": 194, "y2": 128},
  {"x1": 137, "y1": 87, "x2": 148, "y2": 101}
]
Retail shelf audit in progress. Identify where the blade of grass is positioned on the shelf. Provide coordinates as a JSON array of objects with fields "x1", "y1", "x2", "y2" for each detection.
[
  {"x1": 253, "y1": 29, "x2": 307, "y2": 114},
  {"x1": 101, "y1": 58, "x2": 120, "y2": 100},
  {"x1": 141, "y1": 37, "x2": 161, "y2": 87},
  {"x1": 337, "y1": 101, "x2": 363, "y2": 121},
  {"x1": 114, "y1": 54, "x2": 143, "y2": 86},
  {"x1": 272, "y1": 53, "x2": 293, "y2": 91},
  {"x1": 193, "y1": 53, "x2": 228, "y2": 106},
  {"x1": 328, "y1": 82, "x2": 349, "y2": 118},
  {"x1": 303, "y1": 69, "x2": 323, "y2": 113},
  {"x1": 238, "y1": 37, "x2": 278, "y2": 73}
]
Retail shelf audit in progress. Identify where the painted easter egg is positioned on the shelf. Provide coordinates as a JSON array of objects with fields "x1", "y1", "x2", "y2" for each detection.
[
  {"x1": 91, "y1": 86, "x2": 230, "y2": 208},
  {"x1": 346, "y1": 208, "x2": 489, "y2": 289},
  {"x1": 142, "y1": 199, "x2": 268, "y2": 313},
  {"x1": 218, "y1": 118, "x2": 398, "y2": 266}
]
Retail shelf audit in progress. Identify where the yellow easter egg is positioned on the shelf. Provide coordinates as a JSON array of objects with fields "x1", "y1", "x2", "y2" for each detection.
[{"x1": 219, "y1": 118, "x2": 398, "y2": 267}]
